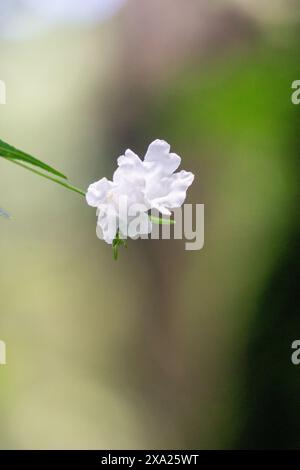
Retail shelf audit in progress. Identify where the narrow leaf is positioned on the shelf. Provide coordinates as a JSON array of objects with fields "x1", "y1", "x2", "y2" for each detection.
[{"x1": 0, "y1": 139, "x2": 67, "y2": 180}]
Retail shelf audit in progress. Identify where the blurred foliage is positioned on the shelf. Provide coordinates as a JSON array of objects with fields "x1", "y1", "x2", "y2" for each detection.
[{"x1": 109, "y1": 34, "x2": 299, "y2": 448}]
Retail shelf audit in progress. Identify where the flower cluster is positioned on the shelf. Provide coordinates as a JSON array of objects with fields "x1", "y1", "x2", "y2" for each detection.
[{"x1": 86, "y1": 139, "x2": 194, "y2": 245}]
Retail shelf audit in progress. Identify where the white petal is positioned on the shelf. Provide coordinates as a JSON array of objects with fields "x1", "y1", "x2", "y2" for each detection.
[
  {"x1": 114, "y1": 150, "x2": 145, "y2": 184},
  {"x1": 86, "y1": 177, "x2": 114, "y2": 208},
  {"x1": 144, "y1": 139, "x2": 171, "y2": 160},
  {"x1": 148, "y1": 170, "x2": 194, "y2": 214},
  {"x1": 114, "y1": 151, "x2": 148, "y2": 207},
  {"x1": 144, "y1": 139, "x2": 181, "y2": 174},
  {"x1": 96, "y1": 209, "x2": 118, "y2": 244},
  {"x1": 117, "y1": 149, "x2": 143, "y2": 170}
]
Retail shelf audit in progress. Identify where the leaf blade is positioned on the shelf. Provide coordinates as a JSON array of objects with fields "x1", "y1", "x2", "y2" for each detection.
[{"x1": 0, "y1": 139, "x2": 67, "y2": 180}]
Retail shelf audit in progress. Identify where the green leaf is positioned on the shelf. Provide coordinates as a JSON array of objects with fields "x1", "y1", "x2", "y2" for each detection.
[
  {"x1": 0, "y1": 139, "x2": 67, "y2": 180},
  {"x1": 149, "y1": 215, "x2": 176, "y2": 225}
]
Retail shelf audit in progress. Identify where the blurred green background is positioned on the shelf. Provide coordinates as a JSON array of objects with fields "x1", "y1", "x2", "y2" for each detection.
[{"x1": 0, "y1": 0, "x2": 299, "y2": 449}]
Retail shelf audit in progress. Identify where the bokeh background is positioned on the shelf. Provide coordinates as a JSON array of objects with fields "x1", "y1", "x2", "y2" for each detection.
[{"x1": 0, "y1": 0, "x2": 299, "y2": 449}]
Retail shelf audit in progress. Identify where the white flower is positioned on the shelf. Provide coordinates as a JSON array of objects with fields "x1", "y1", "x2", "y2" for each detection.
[{"x1": 86, "y1": 139, "x2": 194, "y2": 244}]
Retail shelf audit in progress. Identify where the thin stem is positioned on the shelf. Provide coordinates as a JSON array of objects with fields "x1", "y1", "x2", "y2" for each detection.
[
  {"x1": 149, "y1": 215, "x2": 175, "y2": 225},
  {"x1": 5, "y1": 158, "x2": 86, "y2": 197}
]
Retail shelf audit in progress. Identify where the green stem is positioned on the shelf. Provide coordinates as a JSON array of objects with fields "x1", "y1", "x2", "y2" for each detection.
[
  {"x1": 5, "y1": 158, "x2": 86, "y2": 197},
  {"x1": 149, "y1": 215, "x2": 175, "y2": 225}
]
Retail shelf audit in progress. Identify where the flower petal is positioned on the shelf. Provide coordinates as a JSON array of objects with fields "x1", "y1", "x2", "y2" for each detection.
[
  {"x1": 86, "y1": 177, "x2": 114, "y2": 207},
  {"x1": 96, "y1": 208, "x2": 118, "y2": 244},
  {"x1": 147, "y1": 170, "x2": 194, "y2": 215},
  {"x1": 144, "y1": 139, "x2": 181, "y2": 174},
  {"x1": 114, "y1": 150, "x2": 148, "y2": 207},
  {"x1": 117, "y1": 149, "x2": 143, "y2": 170},
  {"x1": 114, "y1": 150, "x2": 144, "y2": 185}
]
